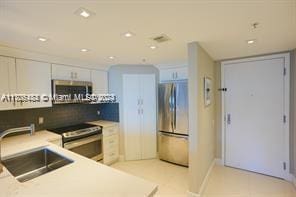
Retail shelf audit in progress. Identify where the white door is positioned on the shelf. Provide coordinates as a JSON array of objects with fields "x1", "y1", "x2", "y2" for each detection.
[
  {"x1": 123, "y1": 74, "x2": 142, "y2": 160},
  {"x1": 140, "y1": 75, "x2": 157, "y2": 159},
  {"x1": 91, "y1": 70, "x2": 108, "y2": 94},
  {"x1": 223, "y1": 57, "x2": 287, "y2": 178},
  {"x1": 16, "y1": 59, "x2": 52, "y2": 109}
]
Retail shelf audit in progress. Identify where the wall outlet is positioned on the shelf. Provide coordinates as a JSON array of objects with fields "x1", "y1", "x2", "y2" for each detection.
[
  {"x1": 97, "y1": 111, "x2": 101, "y2": 116},
  {"x1": 38, "y1": 117, "x2": 44, "y2": 125}
]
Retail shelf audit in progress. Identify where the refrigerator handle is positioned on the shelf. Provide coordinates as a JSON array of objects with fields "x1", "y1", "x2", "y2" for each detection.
[
  {"x1": 169, "y1": 84, "x2": 174, "y2": 132},
  {"x1": 173, "y1": 84, "x2": 177, "y2": 131}
]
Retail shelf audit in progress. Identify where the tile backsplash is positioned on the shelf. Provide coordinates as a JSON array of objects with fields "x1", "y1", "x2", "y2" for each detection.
[{"x1": 0, "y1": 103, "x2": 119, "y2": 133}]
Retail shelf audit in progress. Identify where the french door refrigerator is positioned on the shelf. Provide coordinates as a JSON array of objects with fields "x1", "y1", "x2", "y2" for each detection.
[{"x1": 158, "y1": 81, "x2": 188, "y2": 166}]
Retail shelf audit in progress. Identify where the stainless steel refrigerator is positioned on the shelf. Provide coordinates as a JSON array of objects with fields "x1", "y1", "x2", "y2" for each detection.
[{"x1": 158, "y1": 81, "x2": 188, "y2": 166}]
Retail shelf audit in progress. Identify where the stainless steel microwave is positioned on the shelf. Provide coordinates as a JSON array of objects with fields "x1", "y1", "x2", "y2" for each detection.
[{"x1": 52, "y1": 80, "x2": 92, "y2": 104}]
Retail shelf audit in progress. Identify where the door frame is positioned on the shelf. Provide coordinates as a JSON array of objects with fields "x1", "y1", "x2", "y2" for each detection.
[{"x1": 221, "y1": 53, "x2": 290, "y2": 180}]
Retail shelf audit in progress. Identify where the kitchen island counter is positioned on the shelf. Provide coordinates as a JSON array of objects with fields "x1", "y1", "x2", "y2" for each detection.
[{"x1": 0, "y1": 130, "x2": 157, "y2": 197}]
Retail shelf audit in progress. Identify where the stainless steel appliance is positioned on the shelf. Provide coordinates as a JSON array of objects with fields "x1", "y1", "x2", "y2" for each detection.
[
  {"x1": 48, "y1": 123, "x2": 103, "y2": 161},
  {"x1": 52, "y1": 80, "x2": 92, "y2": 104},
  {"x1": 158, "y1": 81, "x2": 188, "y2": 166}
]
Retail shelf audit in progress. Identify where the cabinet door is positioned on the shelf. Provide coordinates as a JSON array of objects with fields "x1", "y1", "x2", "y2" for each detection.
[
  {"x1": 72, "y1": 67, "x2": 91, "y2": 81},
  {"x1": 159, "y1": 67, "x2": 188, "y2": 82},
  {"x1": 52, "y1": 64, "x2": 73, "y2": 80},
  {"x1": 91, "y1": 70, "x2": 108, "y2": 94},
  {"x1": 16, "y1": 59, "x2": 52, "y2": 109},
  {"x1": 140, "y1": 74, "x2": 157, "y2": 159},
  {"x1": 0, "y1": 56, "x2": 17, "y2": 110},
  {"x1": 160, "y1": 68, "x2": 175, "y2": 81},
  {"x1": 52, "y1": 64, "x2": 91, "y2": 81},
  {"x1": 174, "y1": 67, "x2": 188, "y2": 80},
  {"x1": 123, "y1": 74, "x2": 142, "y2": 160}
]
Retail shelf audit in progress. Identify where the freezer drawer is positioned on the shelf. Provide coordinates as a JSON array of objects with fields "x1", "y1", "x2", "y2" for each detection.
[{"x1": 158, "y1": 132, "x2": 188, "y2": 166}]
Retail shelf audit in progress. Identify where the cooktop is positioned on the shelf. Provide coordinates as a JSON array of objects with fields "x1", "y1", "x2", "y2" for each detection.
[{"x1": 48, "y1": 123, "x2": 98, "y2": 134}]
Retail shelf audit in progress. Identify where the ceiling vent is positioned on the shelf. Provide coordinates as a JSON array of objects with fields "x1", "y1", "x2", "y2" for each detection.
[{"x1": 151, "y1": 34, "x2": 171, "y2": 43}]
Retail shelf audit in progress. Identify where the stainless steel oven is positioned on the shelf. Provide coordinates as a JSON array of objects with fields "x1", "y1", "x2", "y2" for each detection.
[
  {"x1": 64, "y1": 134, "x2": 103, "y2": 161},
  {"x1": 48, "y1": 123, "x2": 103, "y2": 161}
]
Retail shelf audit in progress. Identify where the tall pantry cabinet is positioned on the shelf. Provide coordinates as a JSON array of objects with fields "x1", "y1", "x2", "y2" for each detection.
[{"x1": 122, "y1": 74, "x2": 157, "y2": 160}]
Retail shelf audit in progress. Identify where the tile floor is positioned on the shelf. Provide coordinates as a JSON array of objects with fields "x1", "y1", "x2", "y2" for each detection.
[
  {"x1": 111, "y1": 159, "x2": 296, "y2": 197},
  {"x1": 204, "y1": 165, "x2": 296, "y2": 197},
  {"x1": 111, "y1": 159, "x2": 189, "y2": 197}
]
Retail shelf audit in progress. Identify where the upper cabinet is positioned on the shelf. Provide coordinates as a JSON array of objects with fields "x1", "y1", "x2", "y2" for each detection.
[
  {"x1": 159, "y1": 67, "x2": 188, "y2": 82},
  {"x1": 0, "y1": 57, "x2": 52, "y2": 110},
  {"x1": 0, "y1": 56, "x2": 17, "y2": 110},
  {"x1": 52, "y1": 64, "x2": 91, "y2": 81},
  {"x1": 91, "y1": 70, "x2": 108, "y2": 94},
  {"x1": 16, "y1": 59, "x2": 52, "y2": 109}
]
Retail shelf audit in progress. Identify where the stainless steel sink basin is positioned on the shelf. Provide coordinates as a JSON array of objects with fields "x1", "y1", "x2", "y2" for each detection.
[{"x1": 2, "y1": 148, "x2": 73, "y2": 182}]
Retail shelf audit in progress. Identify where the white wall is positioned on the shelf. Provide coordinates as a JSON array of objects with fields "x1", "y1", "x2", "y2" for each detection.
[
  {"x1": 188, "y1": 42, "x2": 217, "y2": 194},
  {"x1": 108, "y1": 65, "x2": 159, "y2": 156}
]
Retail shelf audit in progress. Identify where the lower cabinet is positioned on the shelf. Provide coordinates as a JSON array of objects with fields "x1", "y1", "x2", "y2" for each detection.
[{"x1": 103, "y1": 125, "x2": 119, "y2": 165}]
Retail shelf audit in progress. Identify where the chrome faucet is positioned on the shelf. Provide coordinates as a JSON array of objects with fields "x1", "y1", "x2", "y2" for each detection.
[{"x1": 0, "y1": 124, "x2": 35, "y2": 174}]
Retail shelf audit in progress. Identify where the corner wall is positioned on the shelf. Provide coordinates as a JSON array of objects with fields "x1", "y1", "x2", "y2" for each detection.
[{"x1": 188, "y1": 42, "x2": 217, "y2": 194}]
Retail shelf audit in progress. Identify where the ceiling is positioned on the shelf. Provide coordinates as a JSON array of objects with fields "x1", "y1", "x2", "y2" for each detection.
[{"x1": 0, "y1": 0, "x2": 295, "y2": 68}]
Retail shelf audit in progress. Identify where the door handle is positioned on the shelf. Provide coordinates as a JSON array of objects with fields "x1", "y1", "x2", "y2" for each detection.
[{"x1": 227, "y1": 114, "x2": 231, "y2": 125}]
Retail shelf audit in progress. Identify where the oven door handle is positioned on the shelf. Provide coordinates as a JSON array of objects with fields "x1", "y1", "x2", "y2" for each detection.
[{"x1": 64, "y1": 135, "x2": 102, "y2": 150}]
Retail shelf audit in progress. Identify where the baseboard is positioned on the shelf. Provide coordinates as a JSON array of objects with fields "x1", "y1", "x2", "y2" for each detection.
[
  {"x1": 198, "y1": 159, "x2": 216, "y2": 196},
  {"x1": 215, "y1": 158, "x2": 223, "y2": 166},
  {"x1": 187, "y1": 191, "x2": 200, "y2": 197},
  {"x1": 187, "y1": 159, "x2": 216, "y2": 196},
  {"x1": 119, "y1": 154, "x2": 125, "y2": 162}
]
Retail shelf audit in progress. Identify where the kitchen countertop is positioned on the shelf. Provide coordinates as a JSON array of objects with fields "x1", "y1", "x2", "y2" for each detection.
[
  {"x1": 89, "y1": 120, "x2": 119, "y2": 128},
  {"x1": 0, "y1": 130, "x2": 157, "y2": 197}
]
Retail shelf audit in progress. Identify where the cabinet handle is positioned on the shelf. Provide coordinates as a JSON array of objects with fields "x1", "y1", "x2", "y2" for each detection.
[
  {"x1": 75, "y1": 72, "x2": 78, "y2": 79},
  {"x1": 172, "y1": 72, "x2": 175, "y2": 79},
  {"x1": 141, "y1": 109, "x2": 143, "y2": 114},
  {"x1": 137, "y1": 99, "x2": 140, "y2": 105},
  {"x1": 70, "y1": 72, "x2": 73, "y2": 79},
  {"x1": 175, "y1": 72, "x2": 178, "y2": 79},
  {"x1": 138, "y1": 109, "x2": 141, "y2": 115}
]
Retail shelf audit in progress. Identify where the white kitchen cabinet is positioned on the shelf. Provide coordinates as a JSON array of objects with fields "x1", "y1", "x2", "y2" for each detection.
[
  {"x1": 159, "y1": 66, "x2": 188, "y2": 82},
  {"x1": 0, "y1": 56, "x2": 17, "y2": 110},
  {"x1": 0, "y1": 57, "x2": 51, "y2": 110},
  {"x1": 102, "y1": 125, "x2": 119, "y2": 165},
  {"x1": 123, "y1": 74, "x2": 157, "y2": 161},
  {"x1": 91, "y1": 70, "x2": 108, "y2": 94},
  {"x1": 16, "y1": 59, "x2": 52, "y2": 109},
  {"x1": 52, "y1": 64, "x2": 91, "y2": 81}
]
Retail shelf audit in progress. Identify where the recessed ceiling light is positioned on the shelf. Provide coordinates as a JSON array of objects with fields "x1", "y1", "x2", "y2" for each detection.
[
  {"x1": 75, "y1": 7, "x2": 95, "y2": 18},
  {"x1": 37, "y1": 37, "x2": 48, "y2": 42},
  {"x1": 109, "y1": 56, "x2": 115, "y2": 59},
  {"x1": 150, "y1": 45, "x2": 157, "y2": 50},
  {"x1": 246, "y1": 39, "x2": 256, "y2": 44},
  {"x1": 80, "y1": 48, "x2": 89, "y2": 52},
  {"x1": 122, "y1": 31, "x2": 134, "y2": 38},
  {"x1": 80, "y1": 10, "x2": 90, "y2": 18}
]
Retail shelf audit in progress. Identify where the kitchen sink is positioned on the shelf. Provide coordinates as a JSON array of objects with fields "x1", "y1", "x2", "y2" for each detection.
[{"x1": 2, "y1": 148, "x2": 73, "y2": 182}]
